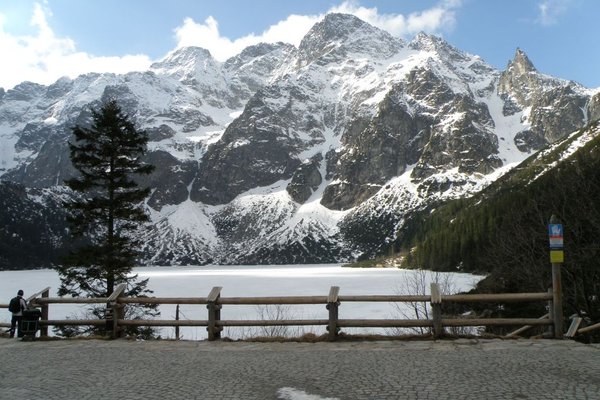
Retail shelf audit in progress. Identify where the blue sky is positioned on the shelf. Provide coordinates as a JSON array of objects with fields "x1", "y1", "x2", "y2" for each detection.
[{"x1": 0, "y1": 0, "x2": 598, "y2": 89}]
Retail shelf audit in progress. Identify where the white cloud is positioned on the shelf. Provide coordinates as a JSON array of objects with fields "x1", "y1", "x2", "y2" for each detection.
[
  {"x1": 0, "y1": 3, "x2": 151, "y2": 90},
  {"x1": 0, "y1": 1, "x2": 463, "y2": 89},
  {"x1": 173, "y1": 0, "x2": 462, "y2": 61},
  {"x1": 536, "y1": 0, "x2": 573, "y2": 25}
]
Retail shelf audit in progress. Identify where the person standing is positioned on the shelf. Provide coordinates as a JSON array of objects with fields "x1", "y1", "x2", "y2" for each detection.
[{"x1": 8, "y1": 290, "x2": 27, "y2": 338}]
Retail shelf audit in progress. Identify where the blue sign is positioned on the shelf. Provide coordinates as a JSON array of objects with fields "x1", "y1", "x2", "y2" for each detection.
[{"x1": 548, "y1": 224, "x2": 564, "y2": 249}]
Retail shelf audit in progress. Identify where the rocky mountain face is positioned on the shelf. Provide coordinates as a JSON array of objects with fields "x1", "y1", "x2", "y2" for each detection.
[{"x1": 0, "y1": 13, "x2": 597, "y2": 268}]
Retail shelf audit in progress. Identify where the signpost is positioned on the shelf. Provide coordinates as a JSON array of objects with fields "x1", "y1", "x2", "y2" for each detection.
[{"x1": 548, "y1": 216, "x2": 563, "y2": 339}]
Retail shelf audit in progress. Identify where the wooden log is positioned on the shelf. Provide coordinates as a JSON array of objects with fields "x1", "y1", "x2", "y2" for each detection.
[
  {"x1": 441, "y1": 292, "x2": 552, "y2": 303},
  {"x1": 327, "y1": 286, "x2": 340, "y2": 341},
  {"x1": 577, "y1": 321, "x2": 600, "y2": 334},
  {"x1": 34, "y1": 297, "x2": 110, "y2": 304},
  {"x1": 40, "y1": 319, "x2": 106, "y2": 326},
  {"x1": 119, "y1": 319, "x2": 208, "y2": 327},
  {"x1": 217, "y1": 319, "x2": 328, "y2": 327},
  {"x1": 505, "y1": 313, "x2": 550, "y2": 338},
  {"x1": 118, "y1": 297, "x2": 207, "y2": 305},
  {"x1": 337, "y1": 319, "x2": 433, "y2": 328},
  {"x1": 219, "y1": 296, "x2": 328, "y2": 305},
  {"x1": 441, "y1": 318, "x2": 553, "y2": 327},
  {"x1": 338, "y1": 295, "x2": 430, "y2": 302}
]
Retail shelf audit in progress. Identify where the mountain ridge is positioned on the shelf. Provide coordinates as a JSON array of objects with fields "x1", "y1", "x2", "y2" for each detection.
[{"x1": 0, "y1": 13, "x2": 598, "y2": 268}]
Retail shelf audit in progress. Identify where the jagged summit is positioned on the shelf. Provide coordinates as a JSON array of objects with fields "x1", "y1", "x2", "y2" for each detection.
[
  {"x1": 507, "y1": 48, "x2": 537, "y2": 74},
  {"x1": 150, "y1": 46, "x2": 218, "y2": 80},
  {"x1": 297, "y1": 13, "x2": 402, "y2": 66}
]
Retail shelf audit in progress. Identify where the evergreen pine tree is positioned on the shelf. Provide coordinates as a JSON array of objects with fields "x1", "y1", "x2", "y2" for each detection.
[{"x1": 57, "y1": 99, "x2": 158, "y2": 336}]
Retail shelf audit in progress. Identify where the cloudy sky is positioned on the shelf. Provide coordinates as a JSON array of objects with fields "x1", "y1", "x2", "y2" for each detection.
[{"x1": 0, "y1": 0, "x2": 598, "y2": 90}]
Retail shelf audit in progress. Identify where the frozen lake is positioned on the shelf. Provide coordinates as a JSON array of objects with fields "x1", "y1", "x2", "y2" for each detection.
[{"x1": 1, "y1": 264, "x2": 483, "y2": 339}]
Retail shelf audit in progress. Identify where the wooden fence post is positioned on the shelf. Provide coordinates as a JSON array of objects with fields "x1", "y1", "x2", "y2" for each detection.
[
  {"x1": 326, "y1": 286, "x2": 340, "y2": 341},
  {"x1": 175, "y1": 304, "x2": 180, "y2": 340},
  {"x1": 106, "y1": 283, "x2": 127, "y2": 339},
  {"x1": 547, "y1": 288, "x2": 554, "y2": 338},
  {"x1": 207, "y1": 287, "x2": 222, "y2": 341},
  {"x1": 430, "y1": 283, "x2": 442, "y2": 339},
  {"x1": 40, "y1": 288, "x2": 49, "y2": 337}
]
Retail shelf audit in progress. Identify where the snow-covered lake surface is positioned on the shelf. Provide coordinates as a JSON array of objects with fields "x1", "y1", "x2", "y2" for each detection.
[{"x1": 0, "y1": 264, "x2": 483, "y2": 339}]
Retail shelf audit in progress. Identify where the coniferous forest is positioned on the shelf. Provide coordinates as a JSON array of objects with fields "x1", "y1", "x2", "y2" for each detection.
[{"x1": 401, "y1": 121, "x2": 600, "y2": 329}]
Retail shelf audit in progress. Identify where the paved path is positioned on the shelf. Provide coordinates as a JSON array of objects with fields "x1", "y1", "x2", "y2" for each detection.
[{"x1": 0, "y1": 338, "x2": 599, "y2": 399}]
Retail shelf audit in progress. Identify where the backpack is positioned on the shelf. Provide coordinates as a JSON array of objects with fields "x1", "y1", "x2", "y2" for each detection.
[{"x1": 8, "y1": 297, "x2": 22, "y2": 313}]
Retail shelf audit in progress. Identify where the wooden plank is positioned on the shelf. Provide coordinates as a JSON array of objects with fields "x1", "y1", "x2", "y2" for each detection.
[
  {"x1": 328, "y1": 286, "x2": 340, "y2": 303},
  {"x1": 430, "y1": 283, "x2": 442, "y2": 304},
  {"x1": 26, "y1": 287, "x2": 51, "y2": 303},
  {"x1": 107, "y1": 283, "x2": 127, "y2": 302},
  {"x1": 565, "y1": 317, "x2": 582, "y2": 338},
  {"x1": 207, "y1": 287, "x2": 222, "y2": 302}
]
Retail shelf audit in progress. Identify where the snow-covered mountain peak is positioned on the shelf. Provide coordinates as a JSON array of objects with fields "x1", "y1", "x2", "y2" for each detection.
[
  {"x1": 297, "y1": 13, "x2": 402, "y2": 67},
  {"x1": 150, "y1": 46, "x2": 221, "y2": 83}
]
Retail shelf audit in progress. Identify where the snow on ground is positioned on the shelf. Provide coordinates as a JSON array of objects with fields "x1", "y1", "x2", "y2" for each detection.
[
  {"x1": 277, "y1": 387, "x2": 339, "y2": 400},
  {"x1": 0, "y1": 265, "x2": 482, "y2": 340}
]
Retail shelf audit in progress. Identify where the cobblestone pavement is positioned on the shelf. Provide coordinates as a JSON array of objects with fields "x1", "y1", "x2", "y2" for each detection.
[{"x1": 0, "y1": 338, "x2": 599, "y2": 400}]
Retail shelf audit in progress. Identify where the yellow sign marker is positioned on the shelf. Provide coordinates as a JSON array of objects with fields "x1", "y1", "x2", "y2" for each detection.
[{"x1": 550, "y1": 250, "x2": 564, "y2": 264}]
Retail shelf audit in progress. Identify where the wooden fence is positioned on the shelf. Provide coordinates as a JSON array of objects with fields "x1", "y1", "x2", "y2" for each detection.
[{"x1": 4, "y1": 283, "x2": 594, "y2": 341}]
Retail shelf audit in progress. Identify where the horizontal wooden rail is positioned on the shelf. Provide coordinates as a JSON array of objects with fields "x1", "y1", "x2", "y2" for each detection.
[
  {"x1": 338, "y1": 295, "x2": 431, "y2": 302},
  {"x1": 217, "y1": 319, "x2": 329, "y2": 327},
  {"x1": 119, "y1": 319, "x2": 208, "y2": 327},
  {"x1": 219, "y1": 296, "x2": 328, "y2": 305},
  {"x1": 338, "y1": 319, "x2": 433, "y2": 328},
  {"x1": 118, "y1": 297, "x2": 208, "y2": 305},
  {"x1": 442, "y1": 293, "x2": 553, "y2": 303},
  {"x1": 34, "y1": 297, "x2": 109, "y2": 304},
  {"x1": 40, "y1": 319, "x2": 105, "y2": 326}
]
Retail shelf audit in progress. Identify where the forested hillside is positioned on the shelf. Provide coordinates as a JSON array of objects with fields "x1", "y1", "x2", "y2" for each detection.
[{"x1": 402, "y1": 120, "x2": 600, "y2": 324}]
